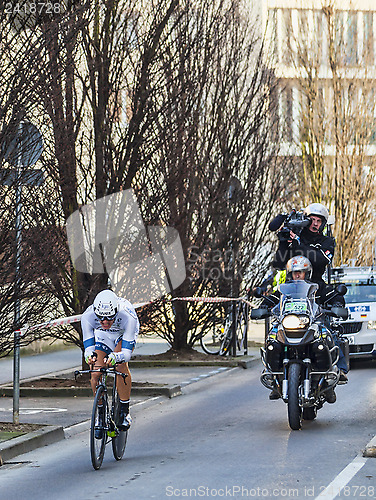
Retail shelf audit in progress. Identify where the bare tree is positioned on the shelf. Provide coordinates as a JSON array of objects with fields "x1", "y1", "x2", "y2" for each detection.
[
  {"x1": 0, "y1": 5, "x2": 71, "y2": 355},
  {"x1": 0, "y1": 0, "x2": 287, "y2": 357},
  {"x1": 276, "y1": 1, "x2": 376, "y2": 265},
  {"x1": 134, "y1": 0, "x2": 287, "y2": 350}
]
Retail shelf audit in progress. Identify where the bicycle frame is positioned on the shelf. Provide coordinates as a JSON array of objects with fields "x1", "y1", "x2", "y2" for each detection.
[
  {"x1": 74, "y1": 366, "x2": 128, "y2": 469},
  {"x1": 200, "y1": 299, "x2": 249, "y2": 356}
]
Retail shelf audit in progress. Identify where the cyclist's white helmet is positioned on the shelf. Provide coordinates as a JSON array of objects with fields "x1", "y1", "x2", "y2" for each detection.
[
  {"x1": 93, "y1": 290, "x2": 118, "y2": 321},
  {"x1": 304, "y1": 203, "x2": 329, "y2": 231},
  {"x1": 286, "y1": 256, "x2": 312, "y2": 280}
]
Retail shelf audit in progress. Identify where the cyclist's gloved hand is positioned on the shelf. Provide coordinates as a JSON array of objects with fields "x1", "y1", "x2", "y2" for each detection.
[
  {"x1": 84, "y1": 347, "x2": 96, "y2": 364},
  {"x1": 106, "y1": 352, "x2": 116, "y2": 366}
]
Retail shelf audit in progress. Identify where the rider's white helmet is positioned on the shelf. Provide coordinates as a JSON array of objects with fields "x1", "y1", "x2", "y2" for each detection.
[
  {"x1": 286, "y1": 256, "x2": 312, "y2": 280},
  {"x1": 93, "y1": 289, "x2": 118, "y2": 320},
  {"x1": 304, "y1": 203, "x2": 329, "y2": 231}
]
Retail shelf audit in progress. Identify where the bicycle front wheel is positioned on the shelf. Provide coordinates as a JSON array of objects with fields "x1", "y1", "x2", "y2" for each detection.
[
  {"x1": 111, "y1": 389, "x2": 128, "y2": 461},
  {"x1": 200, "y1": 326, "x2": 224, "y2": 355},
  {"x1": 90, "y1": 385, "x2": 107, "y2": 470}
]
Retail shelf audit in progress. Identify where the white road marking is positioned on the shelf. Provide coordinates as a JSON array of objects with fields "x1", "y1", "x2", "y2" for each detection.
[
  {"x1": 181, "y1": 367, "x2": 231, "y2": 387},
  {"x1": 0, "y1": 407, "x2": 67, "y2": 415},
  {"x1": 315, "y1": 434, "x2": 376, "y2": 500}
]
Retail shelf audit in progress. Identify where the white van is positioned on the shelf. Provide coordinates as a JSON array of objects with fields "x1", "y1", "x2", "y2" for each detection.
[{"x1": 330, "y1": 266, "x2": 376, "y2": 360}]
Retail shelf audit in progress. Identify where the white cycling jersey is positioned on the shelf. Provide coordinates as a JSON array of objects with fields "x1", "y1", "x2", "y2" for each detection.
[{"x1": 81, "y1": 297, "x2": 139, "y2": 363}]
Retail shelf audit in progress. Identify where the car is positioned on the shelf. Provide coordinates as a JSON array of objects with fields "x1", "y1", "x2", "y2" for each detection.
[{"x1": 330, "y1": 266, "x2": 376, "y2": 360}]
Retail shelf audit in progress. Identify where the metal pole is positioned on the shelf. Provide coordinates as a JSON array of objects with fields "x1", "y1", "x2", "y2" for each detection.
[
  {"x1": 244, "y1": 302, "x2": 249, "y2": 356},
  {"x1": 13, "y1": 123, "x2": 23, "y2": 425},
  {"x1": 229, "y1": 247, "x2": 237, "y2": 357},
  {"x1": 231, "y1": 301, "x2": 237, "y2": 356}
]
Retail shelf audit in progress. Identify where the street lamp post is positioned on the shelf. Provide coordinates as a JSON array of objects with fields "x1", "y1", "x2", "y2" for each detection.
[
  {"x1": 13, "y1": 123, "x2": 23, "y2": 424},
  {"x1": 227, "y1": 176, "x2": 244, "y2": 357}
]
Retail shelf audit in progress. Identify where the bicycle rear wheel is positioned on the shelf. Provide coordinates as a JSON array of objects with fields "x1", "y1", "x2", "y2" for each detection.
[
  {"x1": 90, "y1": 385, "x2": 107, "y2": 470},
  {"x1": 111, "y1": 389, "x2": 128, "y2": 461}
]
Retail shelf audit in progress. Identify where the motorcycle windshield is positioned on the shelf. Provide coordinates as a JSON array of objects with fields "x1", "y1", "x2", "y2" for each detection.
[{"x1": 278, "y1": 280, "x2": 318, "y2": 299}]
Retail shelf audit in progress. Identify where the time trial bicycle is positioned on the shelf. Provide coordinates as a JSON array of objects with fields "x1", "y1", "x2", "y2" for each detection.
[{"x1": 74, "y1": 366, "x2": 128, "y2": 470}]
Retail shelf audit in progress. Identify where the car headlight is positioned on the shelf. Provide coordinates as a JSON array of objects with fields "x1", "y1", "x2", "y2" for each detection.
[
  {"x1": 282, "y1": 314, "x2": 309, "y2": 330},
  {"x1": 367, "y1": 321, "x2": 376, "y2": 330}
]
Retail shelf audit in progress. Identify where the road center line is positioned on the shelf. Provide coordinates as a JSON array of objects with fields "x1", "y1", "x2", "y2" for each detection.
[{"x1": 315, "y1": 434, "x2": 376, "y2": 500}]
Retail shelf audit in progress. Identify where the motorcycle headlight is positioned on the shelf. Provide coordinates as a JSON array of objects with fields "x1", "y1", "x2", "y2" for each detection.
[{"x1": 282, "y1": 314, "x2": 309, "y2": 330}]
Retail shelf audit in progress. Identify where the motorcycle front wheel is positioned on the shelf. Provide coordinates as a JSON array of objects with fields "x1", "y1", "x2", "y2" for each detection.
[{"x1": 287, "y1": 363, "x2": 302, "y2": 430}]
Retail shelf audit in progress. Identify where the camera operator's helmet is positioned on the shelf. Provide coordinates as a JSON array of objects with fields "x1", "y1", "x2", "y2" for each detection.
[
  {"x1": 304, "y1": 203, "x2": 329, "y2": 232},
  {"x1": 286, "y1": 256, "x2": 312, "y2": 280},
  {"x1": 93, "y1": 290, "x2": 118, "y2": 321}
]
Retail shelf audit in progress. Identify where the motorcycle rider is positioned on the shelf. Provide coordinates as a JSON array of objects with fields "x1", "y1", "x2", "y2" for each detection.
[{"x1": 262, "y1": 256, "x2": 348, "y2": 401}]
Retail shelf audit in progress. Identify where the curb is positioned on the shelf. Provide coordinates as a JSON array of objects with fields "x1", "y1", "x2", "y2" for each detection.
[
  {"x1": 129, "y1": 355, "x2": 258, "y2": 368},
  {"x1": 0, "y1": 425, "x2": 64, "y2": 464},
  {"x1": 0, "y1": 384, "x2": 182, "y2": 399}
]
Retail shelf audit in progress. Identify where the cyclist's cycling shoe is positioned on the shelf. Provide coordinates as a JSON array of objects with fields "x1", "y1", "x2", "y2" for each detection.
[
  {"x1": 95, "y1": 406, "x2": 105, "y2": 439},
  {"x1": 119, "y1": 412, "x2": 132, "y2": 431}
]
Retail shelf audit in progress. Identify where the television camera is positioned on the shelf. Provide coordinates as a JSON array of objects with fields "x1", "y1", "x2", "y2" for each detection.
[{"x1": 269, "y1": 209, "x2": 311, "y2": 241}]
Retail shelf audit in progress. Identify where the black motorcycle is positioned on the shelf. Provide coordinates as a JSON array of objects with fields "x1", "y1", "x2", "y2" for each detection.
[{"x1": 252, "y1": 281, "x2": 348, "y2": 430}]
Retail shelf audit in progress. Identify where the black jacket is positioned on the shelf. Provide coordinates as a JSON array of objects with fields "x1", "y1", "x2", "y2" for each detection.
[
  {"x1": 273, "y1": 227, "x2": 335, "y2": 285},
  {"x1": 261, "y1": 281, "x2": 345, "y2": 309}
]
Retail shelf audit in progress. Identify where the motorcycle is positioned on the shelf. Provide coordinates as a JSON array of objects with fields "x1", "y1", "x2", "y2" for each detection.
[{"x1": 251, "y1": 280, "x2": 348, "y2": 430}]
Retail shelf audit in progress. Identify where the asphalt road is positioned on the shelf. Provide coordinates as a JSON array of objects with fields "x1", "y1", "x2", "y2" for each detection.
[{"x1": 0, "y1": 359, "x2": 375, "y2": 500}]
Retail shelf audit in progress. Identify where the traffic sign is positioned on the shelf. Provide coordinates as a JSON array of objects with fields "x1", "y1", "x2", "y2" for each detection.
[
  {"x1": 2, "y1": 121, "x2": 43, "y2": 167},
  {"x1": 0, "y1": 169, "x2": 44, "y2": 186}
]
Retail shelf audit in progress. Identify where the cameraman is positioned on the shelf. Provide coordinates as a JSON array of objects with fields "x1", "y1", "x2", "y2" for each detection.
[{"x1": 272, "y1": 203, "x2": 335, "y2": 298}]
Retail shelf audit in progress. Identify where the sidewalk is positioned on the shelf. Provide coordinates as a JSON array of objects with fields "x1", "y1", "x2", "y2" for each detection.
[
  {"x1": 0, "y1": 337, "x2": 262, "y2": 463},
  {"x1": 0, "y1": 335, "x2": 171, "y2": 385}
]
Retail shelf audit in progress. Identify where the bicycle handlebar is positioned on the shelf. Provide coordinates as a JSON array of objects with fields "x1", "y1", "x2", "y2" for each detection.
[{"x1": 74, "y1": 367, "x2": 127, "y2": 381}]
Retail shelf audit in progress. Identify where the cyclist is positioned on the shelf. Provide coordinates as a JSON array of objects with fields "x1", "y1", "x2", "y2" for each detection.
[{"x1": 81, "y1": 289, "x2": 139, "y2": 435}]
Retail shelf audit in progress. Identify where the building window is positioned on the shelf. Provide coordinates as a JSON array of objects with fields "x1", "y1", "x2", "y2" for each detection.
[
  {"x1": 268, "y1": 8, "x2": 278, "y2": 64},
  {"x1": 366, "y1": 89, "x2": 376, "y2": 144},
  {"x1": 363, "y1": 12, "x2": 374, "y2": 65},
  {"x1": 281, "y1": 9, "x2": 293, "y2": 66},
  {"x1": 314, "y1": 9, "x2": 325, "y2": 66},
  {"x1": 335, "y1": 11, "x2": 346, "y2": 65},
  {"x1": 280, "y1": 85, "x2": 293, "y2": 142},
  {"x1": 347, "y1": 11, "x2": 358, "y2": 66}
]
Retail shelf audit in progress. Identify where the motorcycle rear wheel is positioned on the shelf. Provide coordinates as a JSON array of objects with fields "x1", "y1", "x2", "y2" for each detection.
[{"x1": 287, "y1": 363, "x2": 302, "y2": 430}]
